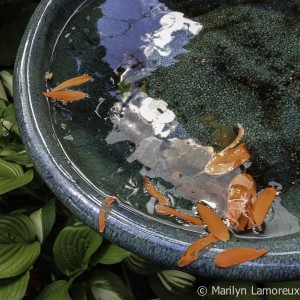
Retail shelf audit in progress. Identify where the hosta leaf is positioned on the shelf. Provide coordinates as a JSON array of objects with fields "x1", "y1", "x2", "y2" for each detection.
[
  {"x1": 206, "y1": 281, "x2": 261, "y2": 300},
  {"x1": 124, "y1": 254, "x2": 164, "y2": 275},
  {"x1": 53, "y1": 224, "x2": 102, "y2": 277},
  {"x1": 0, "y1": 71, "x2": 13, "y2": 98},
  {"x1": 90, "y1": 242, "x2": 131, "y2": 266},
  {"x1": 0, "y1": 271, "x2": 29, "y2": 300},
  {"x1": 30, "y1": 199, "x2": 56, "y2": 243},
  {"x1": 149, "y1": 271, "x2": 197, "y2": 300},
  {"x1": 3, "y1": 150, "x2": 32, "y2": 167},
  {"x1": 0, "y1": 214, "x2": 40, "y2": 278},
  {"x1": 36, "y1": 280, "x2": 71, "y2": 300},
  {"x1": 69, "y1": 283, "x2": 88, "y2": 300},
  {"x1": 90, "y1": 270, "x2": 134, "y2": 300},
  {"x1": 2, "y1": 104, "x2": 19, "y2": 135}
]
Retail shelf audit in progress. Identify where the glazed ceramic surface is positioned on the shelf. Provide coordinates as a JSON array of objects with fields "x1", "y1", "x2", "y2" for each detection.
[{"x1": 14, "y1": 0, "x2": 300, "y2": 280}]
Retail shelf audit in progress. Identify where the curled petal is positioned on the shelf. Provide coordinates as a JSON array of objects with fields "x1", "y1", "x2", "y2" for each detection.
[
  {"x1": 178, "y1": 234, "x2": 218, "y2": 267},
  {"x1": 99, "y1": 196, "x2": 117, "y2": 233},
  {"x1": 215, "y1": 247, "x2": 268, "y2": 268}
]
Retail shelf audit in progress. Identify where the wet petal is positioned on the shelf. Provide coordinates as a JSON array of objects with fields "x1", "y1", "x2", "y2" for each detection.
[
  {"x1": 42, "y1": 90, "x2": 88, "y2": 101},
  {"x1": 215, "y1": 247, "x2": 268, "y2": 268},
  {"x1": 51, "y1": 74, "x2": 93, "y2": 91}
]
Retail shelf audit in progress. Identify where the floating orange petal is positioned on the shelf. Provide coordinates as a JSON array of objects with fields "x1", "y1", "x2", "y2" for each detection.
[
  {"x1": 214, "y1": 247, "x2": 268, "y2": 268},
  {"x1": 42, "y1": 90, "x2": 88, "y2": 102},
  {"x1": 178, "y1": 234, "x2": 218, "y2": 267},
  {"x1": 155, "y1": 204, "x2": 203, "y2": 225},
  {"x1": 235, "y1": 214, "x2": 249, "y2": 232},
  {"x1": 142, "y1": 177, "x2": 169, "y2": 205},
  {"x1": 99, "y1": 196, "x2": 117, "y2": 233},
  {"x1": 51, "y1": 74, "x2": 93, "y2": 91},
  {"x1": 204, "y1": 143, "x2": 250, "y2": 175},
  {"x1": 196, "y1": 204, "x2": 230, "y2": 241},
  {"x1": 246, "y1": 202, "x2": 255, "y2": 230},
  {"x1": 253, "y1": 187, "x2": 276, "y2": 230}
]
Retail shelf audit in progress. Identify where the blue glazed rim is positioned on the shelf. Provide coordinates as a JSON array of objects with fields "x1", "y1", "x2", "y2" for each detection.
[{"x1": 14, "y1": 0, "x2": 300, "y2": 281}]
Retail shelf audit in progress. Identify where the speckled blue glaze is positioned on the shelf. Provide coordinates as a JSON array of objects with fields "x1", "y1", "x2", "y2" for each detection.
[{"x1": 14, "y1": 0, "x2": 300, "y2": 281}]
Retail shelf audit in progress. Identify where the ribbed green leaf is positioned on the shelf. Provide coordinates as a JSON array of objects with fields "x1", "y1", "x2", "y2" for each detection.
[
  {"x1": 90, "y1": 270, "x2": 134, "y2": 300},
  {"x1": 2, "y1": 104, "x2": 19, "y2": 135},
  {"x1": 36, "y1": 280, "x2": 71, "y2": 300},
  {"x1": 0, "y1": 71, "x2": 13, "y2": 97},
  {"x1": 0, "y1": 80, "x2": 7, "y2": 107},
  {"x1": 0, "y1": 158, "x2": 33, "y2": 194},
  {"x1": 30, "y1": 199, "x2": 56, "y2": 243},
  {"x1": 124, "y1": 254, "x2": 164, "y2": 275},
  {"x1": 149, "y1": 271, "x2": 198, "y2": 300},
  {"x1": 0, "y1": 214, "x2": 40, "y2": 278},
  {"x1": 3, "y1": 150, "x2": 32, "y2": 167},
  {"x1": 0, "y1": 271, "x2": 29, "y2": 300},
  {"x1": 53, "y1": 224, "x2": 102, "y2": 277},
  {"x1": 90, "y1": 242, "x2": 131, "y2": 266}
]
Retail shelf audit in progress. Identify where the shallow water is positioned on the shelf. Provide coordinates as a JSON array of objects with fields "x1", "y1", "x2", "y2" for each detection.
[{"x1": 47, "y1": 0, "x2": 300, "y2": 238}]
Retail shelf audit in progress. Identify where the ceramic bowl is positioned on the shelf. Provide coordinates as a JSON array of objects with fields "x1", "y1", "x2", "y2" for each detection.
[{"x1": 14, "y1": 0, "x2": 300, "y2": 281}]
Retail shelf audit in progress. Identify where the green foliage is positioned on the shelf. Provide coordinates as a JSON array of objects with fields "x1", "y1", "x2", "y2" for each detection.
[{"x1": 36, "y1": 280, "x2": 71, "y2": 300}]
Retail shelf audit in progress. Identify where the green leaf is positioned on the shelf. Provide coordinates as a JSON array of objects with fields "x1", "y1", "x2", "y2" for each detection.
[
  {"x1": 263, "y1": 281, "x2": 300, "y2": 300},
  {"x1": 30, "y1": 199, "x2": 56, "y2": 243},
  {"x1": 124, "y1": 254, "x2": 164, "y2": 275},
  {"x1": 69, "y1": 282, "x2": 88, "y2": 300},
  {"x1": 149, "y1": 271, "x2": 198, "y2": 300},
  {"x1": 90, "y1": 242, "x2": 131, "y2": 266},
  {"x1": 2, "y1": 150, "x2": 33, "y2": 167},
  {"x1": 0, "y1": 214, "x2": 40, "y2": 278},
  {"x1": 0, "y1": 80, "x2": 7, "y2": 107},
  {"x1": 0, "y1": 158, "x2": 34, "y2": 195},
  {"x1": 206, "y1": 281, "x2": 261, "y2": 300},
  {"x1": 36, "y1": 280, "x2": 71, "y2": 300},
  {"x1": 0, "y1": 71, "x2": 13, "y2": 98},
  {"x1": 0, "y1": 271, "x2": 29, "y2": 300},
  {"x1": 2, "y1": 104, "x2": 19, "y2": 135},
  {"x1": 90, "y1": 270, "x2": 134, "y2": 300},
  {"x1": 53, "y1": 224, "x2": 103, "y2": 277}
]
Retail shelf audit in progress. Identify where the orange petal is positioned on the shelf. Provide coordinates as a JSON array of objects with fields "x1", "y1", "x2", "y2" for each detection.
[
  {"x1": 221, "y1": 123, "x2": 244, "y2": 153},
  {"x1": 155, "y1": 204, "x2": 203, "y2": 225},
  {"x1": 235, "y1": 214, "x2": 248, "y2": 232},
  {"x1": 99, "y1": 196, "x2": 117, "y2": 233},
  {"x1": 178, "y1": 234, "x2": 218, "y2": 267},
  {"x1": 253, "y1": 187, "x2": 276, "y2": 230},
  {"x1": 42, "y1": 90, "x2": 88, "y2": 101},
  {"x1": 51, "y1": 74, "x2": 93, "y2": 91},
  {"x1": 205, "y1": 143, "x2": 250, "y2": 175},
  {"x1": 214, "y1": 247, "x2": 268, "y2": 268},
  {"x1": 142, "y1": 177, "x2": 169, "y2": 205},
  {"x1": 197, "y1": 204, "x2": 230, "y2": 241},
  {"x1": 246, "y1": 202, "x2": 255, "y2": 230}
]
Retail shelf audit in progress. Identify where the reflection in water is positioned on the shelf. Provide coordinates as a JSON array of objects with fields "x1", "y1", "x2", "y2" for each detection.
[{"x1": 96, "y1": 0, "x2": 300, "y2": 236}]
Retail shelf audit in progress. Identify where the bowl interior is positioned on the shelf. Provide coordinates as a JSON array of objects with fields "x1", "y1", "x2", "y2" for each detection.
[{"x1": 15, "y1": 0, "x2": 300, "y2": 281}]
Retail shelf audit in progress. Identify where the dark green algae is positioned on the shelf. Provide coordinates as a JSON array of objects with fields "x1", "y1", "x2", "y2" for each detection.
[{"x1": 144, "y1": 1, "x2": 300, "y2": 189}]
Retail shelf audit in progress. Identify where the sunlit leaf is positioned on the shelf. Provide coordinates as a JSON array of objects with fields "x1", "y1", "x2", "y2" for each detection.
[
  {"x1": 36, "y1": 280, "x2": 71, "y2": 300},
  {"x1": 0, "y1": 271, "x2": 29, "y2": 300},
  {"x1": 0, "y1": 71, "x2": 13, "y2": 97},
  {"x1": 2, "y1": 150, "x2": 32, "y2": 167},
  {"x1": 0, "y1": 214, "x2": 40, "y2": 278},
  {"x1": 0, "y1": 158, "x2": 34, "y2": 195},
  {"x1": 30, "y1": 199, "x2": 56, "y2": 243},
  {"x1": 124, "y1": 254, "x2": 164, "y2": 275},
  {"x1": 90, "y1": 242, "x2": 131, "y2": 266},
  {"x1": 90, "y1": 270, "x2": 134, "y2": 300},
  {"x1": 53, "y1": 224, "x2": 102, "y2": 277}
]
